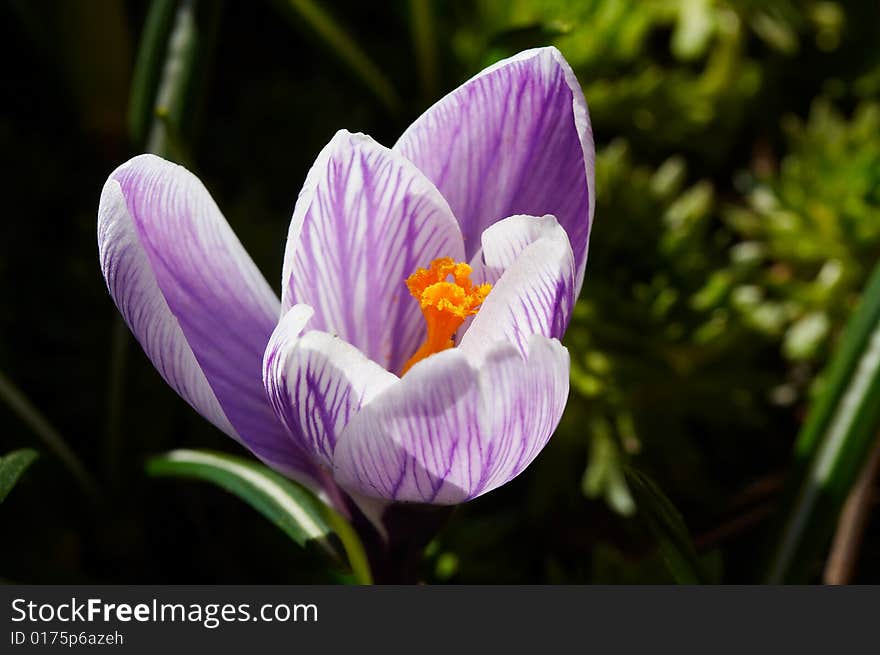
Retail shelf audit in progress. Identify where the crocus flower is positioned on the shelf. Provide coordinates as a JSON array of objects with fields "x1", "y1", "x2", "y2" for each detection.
[{"x1": 98, "y1": 47, "x2": 595, "y2": 508}]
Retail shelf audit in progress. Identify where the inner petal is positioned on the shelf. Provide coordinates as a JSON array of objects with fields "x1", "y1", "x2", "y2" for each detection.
[{"x1": 282, "y1": 131, "x2": 465, "y2": 374}]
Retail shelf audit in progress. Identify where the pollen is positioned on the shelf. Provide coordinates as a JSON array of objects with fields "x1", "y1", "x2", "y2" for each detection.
[{"x1": 401, "y1": 257, "x2": 492, "y2": 375}]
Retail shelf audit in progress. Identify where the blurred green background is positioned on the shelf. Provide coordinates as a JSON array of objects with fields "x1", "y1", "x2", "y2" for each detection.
[{"x1": 1, "y1": 0, "x2": 879, "y2": 583}]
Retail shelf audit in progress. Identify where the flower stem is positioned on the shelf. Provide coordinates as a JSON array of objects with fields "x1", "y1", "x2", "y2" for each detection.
[{"x1": 357, "y1": 503, "x2": 455, "y2": 584}]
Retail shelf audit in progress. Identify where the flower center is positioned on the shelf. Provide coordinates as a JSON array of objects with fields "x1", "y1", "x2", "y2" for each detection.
[{"x1": 401, "y1": 257, "x2": 492, "y2": 375}]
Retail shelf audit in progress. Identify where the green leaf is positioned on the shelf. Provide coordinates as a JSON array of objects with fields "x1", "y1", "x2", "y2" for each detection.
[
  {"x1": 0, "y1": 371, "x2": 98, "y2": 499},
  {"x1": 0, "y1": 449, "x2": 38, "y2": 504},
  {"x1": 408, "y1": 0, "x2": 439, "y2": 101},
  {"x1": 144, "y1": 0, "x2": 203, "y2": 159},
  {"x1": 275, "y1": 0, "x2": 400, "y2": 113},
  {"x1": 146, "y1": 449, "x2": 371, "y2": 583},
  {"x1": 582, "y1": 418, "x2": 635, "y2": 516},
  {"x1": 625, "y1": 467, "x2": 703, "y2": 584},
  {"x1": 128, "y1": 0, "x2": 217, "y2": 159},
  {"x1": 766, "y1": 260, "x2": 880, "y2": 583},
  {"x1": 127, "y1": 0, "x2": 177, "y2": 146}
]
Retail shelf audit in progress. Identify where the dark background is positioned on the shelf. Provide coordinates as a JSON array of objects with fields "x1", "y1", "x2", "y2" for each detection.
[{"x1": 1, "y1": 0, "x2": 878, "y2": 583}]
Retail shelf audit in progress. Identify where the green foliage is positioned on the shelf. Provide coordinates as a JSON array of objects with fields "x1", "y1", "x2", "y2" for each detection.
[
  {"x1": 766, "y1": 260, "x2": 880, "y2": 582},
  {"x1": 147, "y1": 449, "x2": 371, "y2": 583},
  {"x1": 0, "y1": 448, "x2": 38, "y2": 504},
  {"x1": 444, "y1": 0, "x2": 880, "y2": 583},
  {"x1": 565, "y1": 140, "x2": 776, "y2": 513},
  {"x1": 454, "y1": 0, "x2": 842, "y2": 161},
  {"x1": 625, "y1": 467, "x2": 704, "y2": 584},
  {"x1": 723, "y1": 100, "x2": 880, "y2": 370}
]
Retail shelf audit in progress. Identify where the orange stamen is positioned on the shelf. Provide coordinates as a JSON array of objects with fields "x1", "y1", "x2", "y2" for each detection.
[{"x1": 401, "y1": 257, "x2": 492, "y2": 375}]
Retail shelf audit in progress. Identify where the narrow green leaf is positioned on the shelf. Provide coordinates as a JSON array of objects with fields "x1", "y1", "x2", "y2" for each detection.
[
  {"x1": 766, "y1": 260, "x2": 880, "y2": 583},
  {"x1": 0, "y1": 449, "x2": 38, "y2": 504},
  {"x1": 0, "y1": 371, "x2": 98, "y2": 499},
  {"x1": 145, "y1": 0, "x2": 201, "y2": 158},
  {"x1": 625, "y1": 467, "x2": 703, "y2": 584},
  {"x1": 409, "y1": 0, "x2": 439, "y2": 102},
  {"x1": 146, "y1": 449, "x2": 371, "y2": 582},
  {"x1": 277, "y1": 0, "x2": 401, "y2": 113},
  {"x1": 147, "y1": 449, "x2": 337, "y2": 554},
  {"x1": 128, "y1": 0, "x2": 178, "y2": 146}
]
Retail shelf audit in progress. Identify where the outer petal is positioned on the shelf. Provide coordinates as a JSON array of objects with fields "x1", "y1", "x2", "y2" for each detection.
[
  {"x1": 394, "y1": 46, "x2": 595, "y2": 294},
  {"x1": 332, "y1": 336, "x2": 569, "y2": 504},
  {"x1": 98, "y1": 154, "x2": 317, "y2": 481},
  {"x1": 459, "y1": 216, "x2": 575, "y2": 362},
  {"x1": 263, "y1": 305, "x2": 398, "y2": 469},
  {"x1": 282, "y1": 130, "x2": 464, "y2": 374}
]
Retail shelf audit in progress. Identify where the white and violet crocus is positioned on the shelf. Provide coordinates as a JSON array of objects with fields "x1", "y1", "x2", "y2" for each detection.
[{"x1": 97, "y1": 47, "x2": 595, "y2": 510}]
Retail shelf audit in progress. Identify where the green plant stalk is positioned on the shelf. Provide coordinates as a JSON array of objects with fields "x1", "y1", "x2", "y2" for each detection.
[
  {"x1": 0, "y1": 372, "x2": 98, "y2": 499},
  {"x1": 409, "y1": 0, "x2": 438, "y2": 102},
  {"x1": 766, "y1": 260, "x2": 880, "y2": 583},
  {"x1": 322, "y1": 505, "x2": 373, "y2": 585},
  {"x1": 284, "y1": 0, "x2": 401, "y2": 113},
  {"x1": 625, "y1": 467, "x2": 704, "y2": 584},
  {"x1": 127, "y1": 0, "x2": 177, "y2": 145},
  {"x1": 146, "y1": 0, "x2": 200, "y2": 158}
]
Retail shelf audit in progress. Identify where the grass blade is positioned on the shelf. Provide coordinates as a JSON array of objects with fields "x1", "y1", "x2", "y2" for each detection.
[
  {"x1": 278, "y1": 0, "x2": 401, "y2": 113},
  {"x1": 625, "y1": 467, "x2": 704, "y2": 584},
  {"x1": 145, "y1": 0, "x2": 201, "y2": 158},
  {"x1": 0, "y1": 371, "x2": 98, "y2": 499},
  {"x1": 0, "y1": 448, "x2": 38, "y2": 504},
  {"x1": 409, "y1": 0, "x2": 439, "y2": 102},
  {"x1": 127, "y1": 0, "x2": 177, "y2": 145},
  {"x1": 823, "y1": 438, "x2": 880, "y2": 584},
  {"x1": 766, "y1": 260, "x2": 880, "y2": 582},
  {"x1": 147, "y1": 449, "x2": 371, "y2": 582}
]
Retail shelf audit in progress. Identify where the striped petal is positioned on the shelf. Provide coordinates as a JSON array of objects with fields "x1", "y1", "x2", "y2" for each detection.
[
  {"x1": 282, "y1": 130, "x2": 464, "y2": 374},
  {"x1": 332, "y1": 336, "x2": 569, "y2": 504},
  {"x1": 459, "y1": 215, "x2": 575, "y2": 362},
  {"x1": 468, "y1": 213, "x2": 564, "y2": 285},
  {"x1": 263, "y1": 305, "x2": 398, "y2": 469},
  {"x1": 98, "y1": 154, "x2": 318, "y2": 484},
  {"x1": 394, "y1": 46, "x2": 595, "y2": 294}
]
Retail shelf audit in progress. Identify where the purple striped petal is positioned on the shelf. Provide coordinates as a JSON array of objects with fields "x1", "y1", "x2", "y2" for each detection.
[
  {"x1": 332, "y1": 336, "x2": 569, "y2": 504},
  {"x1": 98, "y1": 154, "x2": 319, "y2": 485},
  {"x1": 263, "y1": 305, "x2": 398, "y2": 469},
  {"x1": 459, "y1": 215, "x2": 575, "y2": 361},
  {"x1": 394, "y1": 46, "x2": 595, "y2": 294},
  {"x1": 282, "y1": 130, "x2": 464, "y2": 374},
  {"x1": 468, "y1": 213, "x2": 564, "y2": 286}
]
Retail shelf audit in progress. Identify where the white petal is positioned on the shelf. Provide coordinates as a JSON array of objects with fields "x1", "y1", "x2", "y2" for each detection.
[
  {"x1": 459, "y1": 216, "x2": 575, "y2": 362},
  {"x1": 332, "y1": 336, "x2": 569, "y2": 504},
  {"x1": 264, "y1": 305, "x2": 398, "y2": 469},
  {"x1": 282, "y1": 130, "x2": 464, "y2": 374}
]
